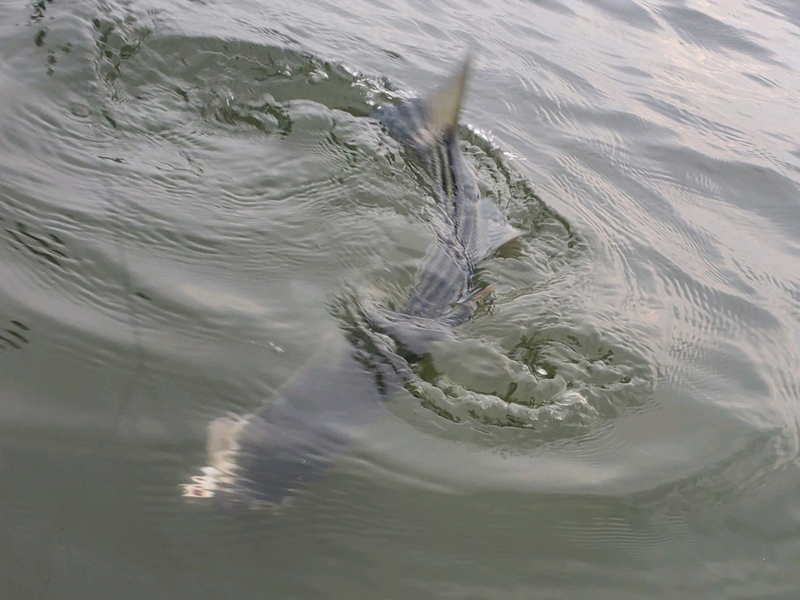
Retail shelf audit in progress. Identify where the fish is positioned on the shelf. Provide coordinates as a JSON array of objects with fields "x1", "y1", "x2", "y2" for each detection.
[
  {"x1": 367, "y1": 56, "x2": 520, "y2": 353},
  {"x1": 182, "y1": 57, "x2": 521, "y2": 509}
]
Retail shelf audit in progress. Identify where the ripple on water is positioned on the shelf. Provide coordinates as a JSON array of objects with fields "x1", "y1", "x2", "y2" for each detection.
[
  {"x1": 657, "y1": 5, "x2": 779, "y2": 65},
  {"x1": 399, "y1": 309, "x2": 656, "y2": 450},
  {"x1": 341, "y1": 127, "x2": 659, "y2": 449},
  {"x1": 0, "y1": 319, "x2": 30, "y2": 352},
  {"x1": 2, "y1": 0, "x2": 800, "y2": 596},
  {"x1": 5, "y1": 0, "x2": 793, "y2": 518},
  {"x1": 72, "y1": 18, "x2": 662, "y2": 480},
  {"x1": 579, "y1": 0, "x2": 661, "y2": 32}
]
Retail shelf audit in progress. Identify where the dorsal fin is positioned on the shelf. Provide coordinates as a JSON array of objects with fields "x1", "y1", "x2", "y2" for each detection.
[{"x1": 426, "y1": 55, "x2": 471, "y2": 137}]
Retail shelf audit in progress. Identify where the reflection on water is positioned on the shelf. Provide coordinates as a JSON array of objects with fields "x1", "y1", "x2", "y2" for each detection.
[
  {"x1": 1, "y1": 0, "x2": 800, "y2": 596},
  {"x1": 0, "y1": 320, "x2": 30, "y2": 351},
  {"x1": 6, "y1": 220, "x2": 69, "y2": 267}
]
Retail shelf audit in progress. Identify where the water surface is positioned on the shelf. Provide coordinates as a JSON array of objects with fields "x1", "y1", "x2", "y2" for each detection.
[{"x1": 1, "y1": 0, "x2": 800, "y2": 597}]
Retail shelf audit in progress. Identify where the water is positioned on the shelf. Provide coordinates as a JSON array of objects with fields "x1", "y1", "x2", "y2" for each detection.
[{"x1": 1, "y1": 0, "x2": 800, "y2": 597}]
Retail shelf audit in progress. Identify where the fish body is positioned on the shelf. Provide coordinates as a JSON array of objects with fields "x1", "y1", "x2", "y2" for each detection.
[
  {"x1": 369, "y1": 58, "x2": 519, "y2": 351},
  {"x1": 183, "y1": 58, "x2": 520, "y2": 508}
]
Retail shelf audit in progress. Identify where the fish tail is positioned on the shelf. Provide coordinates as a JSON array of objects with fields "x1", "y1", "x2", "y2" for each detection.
[
  {"x1": 425, "y1": 54, "x2": 471, "y2": 141},
  {"x1": 374, "y1": 54, "x2": 472, "y2": 151}
]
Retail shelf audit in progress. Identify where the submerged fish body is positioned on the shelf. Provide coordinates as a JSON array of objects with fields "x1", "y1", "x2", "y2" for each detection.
[
  {"x1": 201, "y1": 349, "x2": 399, "y2": 509},
  {"x1": 182, "y1": 58, "x2": 521, "y2": 509}
]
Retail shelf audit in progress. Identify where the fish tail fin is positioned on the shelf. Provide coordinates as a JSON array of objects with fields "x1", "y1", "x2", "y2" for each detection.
[
  {"x1": 426, "y1": 54, "x2": 472, "y2": 138},
  {"x1": 373, "y1": 53, "x2": 472, "y2": 147}
]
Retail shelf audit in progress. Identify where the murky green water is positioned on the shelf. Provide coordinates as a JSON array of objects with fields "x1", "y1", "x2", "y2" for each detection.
[{"x1": 2, "y1": 0, "x2": 800, "y2": 597}]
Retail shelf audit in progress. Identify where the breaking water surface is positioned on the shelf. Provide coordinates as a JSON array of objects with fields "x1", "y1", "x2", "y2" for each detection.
[{"x1": 1, "y1": 0, "x2": 800, "y2": 597}]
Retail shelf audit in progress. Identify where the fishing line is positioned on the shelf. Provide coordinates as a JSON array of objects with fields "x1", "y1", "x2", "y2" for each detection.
[
  {"x1": 98, "y1": 168, "x2": 149, "y2": 449},
  {"x1": 92, "y1": 97, "x2": 150, "y2": 451},
  {"x1": 24, "y1": 12, "x2": 153, "y2": 596}
]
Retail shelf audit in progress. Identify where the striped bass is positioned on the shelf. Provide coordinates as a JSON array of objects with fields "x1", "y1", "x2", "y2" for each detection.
[
  {"x1": 182, "y1": 57, "x2": 521, "y2": 509},
  {"x1": 368, "y1": 56, "x2": 520, "y2": 354}
]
